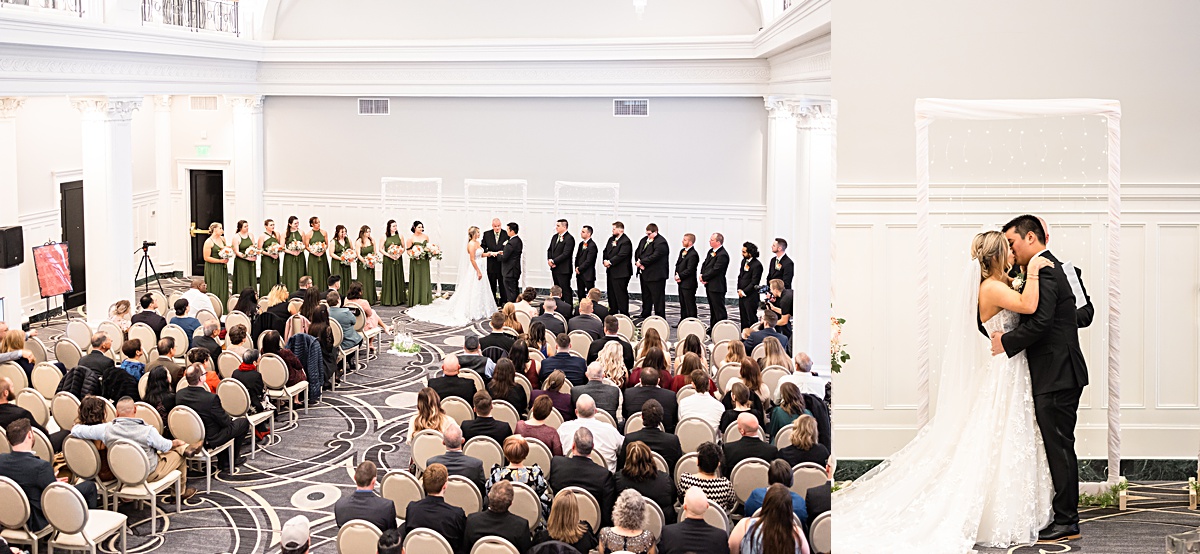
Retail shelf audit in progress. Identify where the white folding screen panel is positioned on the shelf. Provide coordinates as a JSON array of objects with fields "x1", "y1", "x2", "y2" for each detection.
[
  {"x1": 381, "y1": 177, "x2": 444, "y2": 291},
  {"x1": 464, "y1": 179, "x2": 529, "y2": 288}
]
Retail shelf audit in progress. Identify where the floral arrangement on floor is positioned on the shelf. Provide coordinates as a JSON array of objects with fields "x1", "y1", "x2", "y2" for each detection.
[
  {"x1": 308, "y1": 242, "x2": 326, "y2": 256},
  {"x1": 340, "y1": 248, "x2": 357, "y2": 266},
  {"x1": 1078, "y1": 479, "x2": 1128, "y2": 508},
  {"x1": 218, "y1": 246, "x2": 235, "y2": 261},
  {"x1": 388, "y1": 331, "x2": 420, "y2": 356},
  {"x1": 831, "y1": 316, "x2": 850, "y2": 374},
  {"x1": 362, "y1": 253, "x2": 378, "y2": 270}
]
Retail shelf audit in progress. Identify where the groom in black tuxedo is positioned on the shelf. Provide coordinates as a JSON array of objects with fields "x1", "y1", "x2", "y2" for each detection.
[
  {"x1": 547, "y1": 219, "x2": 576, "y2": 307},
  {"x1": 492, "y1": 222, "x2": 523, "y2": 303},
  {"x1": 481, "y1": 218, "x2": 509, "y2": 301},
  {"x1": 990, "y1": 215, "x2": 1088, "y2": 543}
]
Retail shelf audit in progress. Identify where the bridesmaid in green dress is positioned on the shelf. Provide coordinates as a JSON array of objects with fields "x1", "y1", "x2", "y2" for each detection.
[
  {"x1": 202, "y1": 222, "x2": 230, "y2": 308},
  {"x1": 330, "y1": 224, "x2": 354, "y2": 288},
  {"x1": 355, "y1": 225, "x2": 379, "y2": 305},
  {"x1": 231, "y1": 220, "x2": 258, "y2": 295},
  {"x1": 281, "y1": 215, "x2": 306, "y2": 294},
  {"x1": 406, "y1": 220, "x2": 434, "y2": 306},
  {"x1": 304, "y1": 216, "x2": 331, "y2": 291},
  {"x1": 380, "y1": 219, "x2": 407, "y2": 306},
  {"x1": 258, "y1": 219, "x2": 282, "y2": 297}
]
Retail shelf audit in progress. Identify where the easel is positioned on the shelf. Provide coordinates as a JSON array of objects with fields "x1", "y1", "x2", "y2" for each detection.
[{"x1": 38, "y1": 240, "x2": 72, "y2": 328}]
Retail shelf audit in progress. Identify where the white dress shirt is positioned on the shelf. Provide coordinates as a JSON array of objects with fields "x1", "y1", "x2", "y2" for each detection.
[
  {"x1": 180, "y1": 288, "x2": 215, "y2": 318},
  {"x1": 678, "y1": 393, "x2": 724, "y2": 431},
  {"x1": 557, "y1": 416, "x2": 623, "y2": 473}
]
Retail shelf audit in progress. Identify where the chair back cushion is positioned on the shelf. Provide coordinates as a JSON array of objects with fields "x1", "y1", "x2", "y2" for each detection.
[
  {"x1": 791, "y1": 463, "x2": 829, "y2": 496},
  {"x1": 730, "y1": 458, "x2": 770, "y2": 502},
  {"x1": 439, "y1": 396, "x2": 474, "y2": 423},
  {"x1": 463, "y1": 436, "x2": 504, "y2": 471},
  {"x1": 15, "y1": 389, "x2": 48, "y2": 427},
  {"x1": 0, "y1": 476, "x2": 31, "y2": 530},
  {"x1": 40, "y1": 482, "x2": 88, "y2": 535},
  {"x1": 444, "y1": 476, "x2": 482, "y2": 514},
  {"x1": 403, "y1": 528, "x2": 454, "y2": 554},
  {"x1": 410, "y1": 430, "x2": 447, "y2": 472},
  {"x1": 62, "y1": 437, "x2": 102, "y2": 481},
  {"x1": 216, "y1": 378, "x2": 251, "y2": 417},
  {"x1": 508, "y1": 482, "x2": 541, "y2": 531},
  {"x1": 470, "y1": 536, "x2": 519, "y2": 554},
  {"x1": 380, "y1": 471, "x2": 423, "y2": 519},
  {"x1": 562, "y1": 487, "x2": 600, "y2": 530},
  {"x1": 51, "y1": 392, "x2": 80, "y2": 432},
  {"x1": 336, "y1": 519, "x2": 383, "y2": 554},
  {"x1": 259, "y1": 354, "x2": 288, "y2": 389},
  {"x1": 108, "y1": 439, "x2": 154, "y2": 485},
  {"x1": 810, "y1": 512, "x2": 831, "y2": 554},
  {"x1": 167, "y1": 405, "x2": 207, "y2": 445}
]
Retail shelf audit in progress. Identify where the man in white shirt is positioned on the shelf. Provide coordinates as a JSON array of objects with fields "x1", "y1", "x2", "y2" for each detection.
[
  {"x1": 557, "y1": 394, "x2": 623, "y2": 473},
  {"x1": 677, "y1": 370, "x2": 723, "y2": 431},
  {"x1": 180, "y1": 277, "x2": 215, "y2": 318},
  {"x1": 774, "y1": 352, "x2": 826, "y2": 401}
]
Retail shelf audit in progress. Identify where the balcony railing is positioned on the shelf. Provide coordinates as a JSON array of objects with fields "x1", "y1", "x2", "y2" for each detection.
[
  {"x1": 141, "y1": 0, "x2": 239, "y2": 36},
  {"x1": 0, "y1": 0, "x2": 83, "y2": 17}
]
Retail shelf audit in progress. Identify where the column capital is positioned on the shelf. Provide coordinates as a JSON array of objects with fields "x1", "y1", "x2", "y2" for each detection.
[
  {"x1": 764, "y1": 97, "x2": 797, "y2": 120},
  {"x1": 226, "y1": 95, "x2": 264, "y2": 113},
  {"x1": 154, "y1": 95, "x2": 173, "y2": 112},
  {"x1": 794, "y1": 102, "x2": 835, "y2": 131},
  {"x1": 70, "y1": 97, "x2": 143, "y2": 121},
  {"x1": 0, "y1": 98, "x2": 25, "y2": 119}
]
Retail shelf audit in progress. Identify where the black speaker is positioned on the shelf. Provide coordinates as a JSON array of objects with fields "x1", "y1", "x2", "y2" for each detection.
[{"x1": 0, "y1": 226, "x2": 23, "y2": 269}]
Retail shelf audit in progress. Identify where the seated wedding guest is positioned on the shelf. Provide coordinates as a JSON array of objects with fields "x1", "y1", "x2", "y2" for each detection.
[
  {"x1": 0, "y1": 377, "x2": 64, "y2": 451},
  {"x1": 233, "y1": 349, "x2": 272, "y2": 440},
  {"x1": 288, "y1": 276, "x2": 312, "y2": 302},
  {"x1": 533, "y1": 489, "x2": 599, "y2": 553},
  {"x1": 678, "y1": 442, "x2": 736, "y2": 513},
  {"x1": 147, "y1": 337, "x2": 183, "y2": 384},
  {"x1": 728, "y1": 484, "x2": 810, "y2": 554},
  {"x1": 584, "y1": 288, "x2": 609, "y2": 320},
  {"x1": 171, "y1": 299, "x2": 202, "y2": 348},
  {"x1": 376, "y1": 529, "x2": 403, "y2": 554},
  {"x1": 674, "y1": 334, "x2": 709, "y2": 373},
  {"x1": 616, "y1": 399, "x2": 682, "y2": 476},
  {"x1": 481, "y1": 312, "x2": 517, "y2": 353},
  {"x1": 596, "y1": 341, "x2": 628, "y2": 389},
  {"x1": 194, "y1": 321, "x2": 224, "y2": 361},
  {"x1": 622, "y1": 367, "x2": 677, "y2": 433},
  {"x1": 626, "y1": 346, "x2": 671, "y2": 391},
  {"x1": 177, "y1": 364, "x2": 250, "y2": 470},
  {"x1": 265, "y1": 284, "x2": 293, "y2": 321},
  {"x1": 79, "y1": 333, "x2": 117, "y2": 375},
  {"x1": 548, "y1": 427, "x2": 616, "y2": 527},
  {"x1": 488, "y1": 358, "x2": 528, "y2": 416},
  {"x1": 804, "y1": 465, "x2": 832, "y2": 530},
  {"x1": 598, "y1": 490, "x2": 655, "y2": 554},
  {"x1": 526, "y1": 321, "x2": 550, "y2": 356},
  {"x1": 408, "y1": 387, "x2": 456, "y2": 442},
  {"x1": 568, "y1": 298, "x2": 604, "y2": 340},
  {"x1": 540, "y1": 285, "x2": 573, "y2": 321},
  {"x1": 532, "y1": 297, "x2": 567, "y2": 336},
  {"x1": 231, "y1": 288, "x2": 264, "y2": 341},
  {"x1": 142, "y1": 366, "x2": 176, "y2": 429},
  {"x1": 672, "y1": 352, "x2": 716, "y2": 394},
  {"x1": 1, "y1": 330, "x2": 32, "y2": 379},
  {"x1": 502, "y1": 303, "x2": 524, "y2": 334},
  {"x1": 260, "y1": 330, "x2": 308, "y2": 388},
  {"x1": 719, "y1": 382, "x2": 765, "y2": 435},
  {"x1": 777, "y1": 414, "x2": 829, "y2": 468},
  {"x1": 586, "y1": 316, "x2": 635, "y2": 370},
  {"x1": 280, "y1": 515, "x2": 310, "y2": 554},
  {"x1": 462, "y1": 391, "x2": 512, "y2": 446},
  {"x1": 530, "y1": 370, "x2": 573, "y2": 421},
  {"x1": 615, "y1": 441, "x2": 675, "y2": 520},
  {"x1": 326, "y1": 292, "x2": 361, "y2": 352},
  {"x1": 742, "y1": 459, "x2": 807, "y2": 522},
  {"x1": 181, "y1": 276, "x2": 215, "y2": 317},
  {"x1": 334, "y1": 460, "x2": 397, "y2": 531},
  {"x1": 325, "y1": 274, "x2": 342, "y2": 306},
  {"x1": 659, "y1": 487, "x2": 731, "y2": 554},
  {"x1": 429, "y1": 355, "x2": 478, "y2": 403},
  {"x1": 464, "y1": 480, "x2": 533, "y2": 552},
  {"x1": 132, "y1": 293, "x2": 167, "y2": 338},
  {"x1": 186, "y1": 347, "x2": 221, "y2": 392},
  {"x1": 720, "y1": 358, "x2": 768, "y2": 413},
  {"x1": 427, "y1": 423, "x2": 486, "y2": 494},
  {"x1": 108, "y1": 300, "x2": 132, "y2": 333},
  {"x1": 514, "y1": 288, "x2": 539, "y2": 318},
  {"x1": 767, "y1": 382, "x2": 807, "y2": 441},
  {"x1": 723, "y1": 413, "x2": 777, "y2": 471},
  {"x1": 345, "y1": 281, "x2": 393, "y2": 334},
  {"x1": 557, "y1": 394, "x2": 623, "y2": 472},
  {"x1": 759, "y1": 336, "x2": 794, "y2": 372},
  {"x1": 401, "y1": 463, "x2": 467, "y2": 552},
  {"x1": 742, "y1": 310, "x2": 789, "y2": 353},
  {"x1": 226, "y1": 324, "x2": 251, "y2": 359},
  {"x1": 540, "y1": 335, "x2": 588, "y2": 386},
  {"x1": 635, "y1": 328, "x2": 671, "y2": 370},
  {"x1": 298, "y1": 287, "x2": 322, "y2": 321},
  {"x1": 516, "y1": 395, "x2": 563, "y2": 456},
  {"x1": 487, "y1": 435, "x2": 553, "y2": 518},
  {"x1": 571, "y1": 362, "x2": 620, "y2": 420},
  {"x1": 0, "y1": 419, "x2": 98, "y2": 532},
  {"x1": 101, "y1": 340, "x2": 141, "y2": 402},
  {"x1": 509, "y1": 339, "x2": 540, "y2": 388},
  {"x1": 458, "y1": 336, "x2": 495, "y2": 380},
  {"x1": 775, "y1": 353, "x2": 824, "y2": 400}
]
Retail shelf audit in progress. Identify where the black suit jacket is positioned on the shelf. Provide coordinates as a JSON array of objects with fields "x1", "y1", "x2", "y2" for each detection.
[
  {"x1": 429, "y1": 375, "x2": 478, "y2": 403},
  {"x1": 616, "y1": 471, "x2": 675, "y2": 522},
  {"x1": 737, "y1": 258, "x2": 763, "y2": 298},
  {"x1": 722, "y1": 436, "x2": 777, "y2": 473},
  {"x1": 0, "y1": 404, "x2": 50, "y2": 441},
  {"x1": 532, "y1": 313, "x2": 566, "y2": 336},
  {"x1": 480, "y1": 332, "x2": 516, "y2": 354},
  {"x1": 231, "y1": 368, "x2": 266, "y2": 407},
  {"x1": 1000, "y1": 251, "x2": 1089, "y2": 395},
  {"x1": 617, "y1": 427, "x2": 682, "y2": 477},
  {"x1": 288, "y1": 289, "x2": 308, "y2": 302},
  {"x1": 539, "y1": 300, "x2": 573, "y2": 321},
  {"x1": 575, "y1": 238, "x2": 598, "y2": 281},
  {"x1": 194, "y1": 335, "x2": 223, "y2": 362},
  {"x1": 131, "y1": 311, "x2": 167, "y2": 338},
  {"x1": 675, "y1": 247, "x2": 699, "y2": 290},
  {"x1": 766, "y1": 254, "x2": 795, "y2": 289},
  {"x1": 622, "y1": 386, "x2": 678, "y2": 433},
  {"x1": 78, "y1": 351, "x2": 115, "y2": 375},
  {"x1": 568, "y1": 315, "x2": 604, "y2": 340},
  {"x1": 481, "y1": 228, "x2": 510, "y2": 270},
  {"x1": 636, "y1": 234, "x2": 670, "y2": 281},
  {"x1": 464, "y1": 510, "x2": 533, "y2": 554},
  {"x1": 589, "y1": 302, "x2": 610, "y2": 320},
  {"x1": 547, "y1": 232, "x2": 575, "y2": 277},
  {"x1": 603, "y1": 234, "x2": 634, "y2": 279},
  {"x1": 403, "y1": 496, "x2": 467, "y2": 554},
  {"x1": 462, "y1": 416, "x2": 512, "y2": 446},
  {"x1": 334, "y1": 490, "x2": 398, "y2": 532},
  {"x1": 0, "y1": 452, "x2": 59, "y2": 530},
  {"x1": 700, "y1": 247, "x2": 730, "y2": 293},
  {"x1": 586, "y1": 335, "x2": 634, "y2": 370},
  {"x1": 658, "y1": 518, "x2": 732, "y2": 554},
  {"x1": 549, "y1": 455, "x2": 616, "y2": 526},
  {"x1": 805, "y1": 482, "x2": 831, "y2": 530},
  {"x1": 427, "y1": 450, "x2": 487, "y2": 494},
  {"x1": 498, "y1": 235, "x2": 523, "y2": 280},
  {"x1": 176, "y1": 385, "x2": 234, "y2": 447}
]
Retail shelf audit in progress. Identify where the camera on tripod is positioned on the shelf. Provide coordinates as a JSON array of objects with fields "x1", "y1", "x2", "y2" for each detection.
[{"x1": 141, "y1": 241, "x2": 156, "y2": 250}]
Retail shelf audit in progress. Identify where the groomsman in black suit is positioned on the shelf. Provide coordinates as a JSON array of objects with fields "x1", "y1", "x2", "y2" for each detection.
[
  {"x1": 766, "y1": 237, "x2": 794, "y2": 289},
  {"x1": 488, "y1": 222, "x2": 523, "y2": 303},
  {"x1": 481, "y1": 218, "x2": 509, "y2": 301},
  {"x1": 574, "y1": 225, "x2": 598, "y2": 300},
  {"x1": 674, "y1": 233, "x2": 700, "y2": 320},
  {"x1": 700, "y1": 233, "x2": 730, "y2": 328},
  {"x1": 602, "y1": 222, "x2": 633, "y2": 315},
  {"x1": 546, "y1": 219, "x2": 576, "y2": 307},
  {"x1": 636, "y1": 223, "x2": 670, "y2": 319}
]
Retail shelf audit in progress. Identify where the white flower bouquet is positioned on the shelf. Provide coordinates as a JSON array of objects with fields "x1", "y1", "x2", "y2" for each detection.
[
  {"x1": 340, "y1": 248, "x2": 357, "y2": 266},
  {"x1": 387, "y1": 244, "x2": 403, "y2": 259},
  {"x1": 267, "y1": 243, "x2": 285, "y2": 257},
  {"x1": 286, "y1": 240, "x2": 305, "y2": 254},
  {"x1": 243, "y1": 246, "x2": 260, "y2": 261},
  {"x1": 218, "y1": 246, "x2": 235, "y2": 261},
  {"x1": 388, "y1": 332, "x2": 420, "y2": 356},
  {"x1": 308, "y1": 242, "x2": 326, "y2": 256},
  {"x1": 362, "y1": 253, "x2": 378, "y2": 269}
]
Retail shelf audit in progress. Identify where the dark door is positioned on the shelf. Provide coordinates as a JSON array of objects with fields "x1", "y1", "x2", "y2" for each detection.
[
  {"x1": 190, "y1": 170, "x2": 224, "y2": 276},
  {"x1": 59, "y1": 180, "x2": 86, "y2": 310}
]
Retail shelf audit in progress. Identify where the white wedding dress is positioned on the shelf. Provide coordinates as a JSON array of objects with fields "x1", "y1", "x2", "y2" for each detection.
[
  {"x1": 834, "y1": 262, "x2": 1054, "y2": 554},
  {"x1": 406, "y1": 240, "x2": 497, "y2": 326}
]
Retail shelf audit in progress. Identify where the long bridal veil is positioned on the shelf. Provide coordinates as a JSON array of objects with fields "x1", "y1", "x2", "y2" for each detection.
[{"x1": 406, "y1": 237, "x2": 496, "y2": 327}]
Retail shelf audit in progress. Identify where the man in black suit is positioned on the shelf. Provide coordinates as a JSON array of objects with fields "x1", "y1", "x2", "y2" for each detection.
[
  {"x1": 531, "y1": 299, "x2": 566, "y2": 336},
  {"x1": 402, "y1": 463, "x2": 467, "y2": 553},
  {"x1": 546, "y1": 219, "x2": 576, "y2": 307},
  {"x1": 602, "y1": 221, "x2": 634, "y2": 315},
  {"x1": 0, "y1": 378, "x2": 62, "y2": 451},
  {"x1": 479, "y1": 313, "x2": 516, "y2": 354},
  {"x1": 992, "y1": 215, "x2": 1088, "y2": 543},
  {"x1": 700, "y1": 232, "x2": 731, "y2": 328},
  {"x1": 581, "y1": 288, "x2": 609, "y2": 320},
  {"x1": 766, "y1": 237, "x2": 795, "y2": 289},
  {"x1": 461, "y1": 391, "x2": 512, "y2": 446},
  {"x1": 132, "y1": 293, "x2": 167, "y2": 338},
  {"x1": 805, "y1": 476, "x2": 831, "y2": 530},
  {"x1": 540, "y1": 334, "x2": 589, "y2": 386},
  {"x1": 658, "y1": 487, "x2": 731, "y2": 554},
  {"x1": 675, "y1": 233, "x2": 701, "y2": 320},
  {"x1": 194, "y1": 321, "x2": 224, "y2": 361},
  {"x1": 635, "y1": 223, "x2": 670, "y2": 319},
  {"x1": 489, "y1": 222, "x2": 523, "y2": 303},
  {"x1": 621, "y1": 368, "x2": 678, "y2": 432},
  {"x1": 78, "y1": 333, "x2": 117, "y2": 374},
  {"x1": 1038, "y1": 215, "x2": 1094, "y2": 329},
  {"x1": 288, "y1": 276, "x2": 312, "y2": 301},
  {"x1": 574, "y1": 225, "x2": 598, "y2": 300},
  {"x1": 428, "y1": 355, "x2": 478, "y2": 403},
  {"x1": 548, "y1": 427, "x2": 616, "y2": 527},
  {"x1": 539, "y1": 286, "x2": 574, "y2": 321},
  {"x1": 176, "y1": 364, "x2": 250, "y2": 469},
  {"x1": 463, "y1": 481, "x2": 532, "y2": 553},
  {"x1": 722, "y1": 413, "x2": 777, "y2": 471},
  {"x1": 616, "y1": 399, "x2": 682, "y2": 475},
  {"x1": 586, "y1": 316, "x2": 635, "y2": 369},
  {"x1": 0, "y1": 419, "x2": 98, "y2": 532},
  {"x1": 568, "y1": 298, "x2": 604, "y2": 340},
  {"x1": 334, "y1": 461, "x2": 398, "y2": 531},
  {"x1": 426, "y1": 424, "x2": 487, "y2": 494},
  {"x1": 481, "y1": 218, "x2": 509, "y2": 302}
]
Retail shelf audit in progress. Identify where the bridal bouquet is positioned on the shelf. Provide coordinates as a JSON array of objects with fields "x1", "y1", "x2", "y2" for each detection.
[
  {"x1": 387, "y1": 244, "x2": 403, "y2": 259},
  {"x1": 286, "y1": 240, "x2": 305, "y2": 254},
  {"x1": 308, "y1": 242, "x2": 326, "y2": 256},
  {"x1": 362, "y1": 253, "x2": 378, "y2": 269},
  {"x1": 340, "y1": 248, "x2": 357, "y2": 266},
  {"x1": 830, "y1": 316, "x2": 850, "y2": 373}
]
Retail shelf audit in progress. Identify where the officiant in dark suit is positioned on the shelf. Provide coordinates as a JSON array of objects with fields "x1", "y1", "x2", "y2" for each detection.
[
  {"x1": 675, "y1": 233, "x2": 700, "y2": 320},
  {"x1": 575, "y1": 225, "x2": 598, "y2": 300},
  {"x1": 767, "y1": 238, "x2": 795, "y2": 290},
  {"x1": 636, "y1": 223, "x2": 670, "y2": 318},
  {"x1": 481, "y1": 218, "x2": 509, "y2": 301},
  {"x1": 547, "y1": 219, "x2": 576, "y2": 307},
  {"x1": 490, "y1": 222, "x2": 523, "y2": 303},
  {"x1": 603, "y1": 222, "x2": 633, "y2": 316},
  {"x1": 700, "y1": 233, "x2": 730, "y2": 328}
]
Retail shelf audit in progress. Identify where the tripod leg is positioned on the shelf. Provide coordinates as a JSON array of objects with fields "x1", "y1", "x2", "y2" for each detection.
[
  {"x1": 135, "y1": 255, "x2": 148, "y2": 293},
  {"x1": 145, "y1": 254, "x2": 165, "y2": 295}
]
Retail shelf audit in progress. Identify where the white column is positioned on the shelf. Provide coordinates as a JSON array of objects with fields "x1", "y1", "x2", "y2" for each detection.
[
  {"x1": 154, "y1": 95, "x2": 177, "y2": 272},
  {"x1": 72, "y1": 96, "x2": 142, "y2": 326},
  {"x1": 228, "y1": 95, "x2": 265, "y2": 230},
  {"x1": 0, "y1": 99, "x2": 24, "y2": 327},
  {"x1": 764, "y1": 97, "x2": 798, "y2": 244},
  {"x1": 793, "y1": 101, "x2": 836, "y2": 373}
]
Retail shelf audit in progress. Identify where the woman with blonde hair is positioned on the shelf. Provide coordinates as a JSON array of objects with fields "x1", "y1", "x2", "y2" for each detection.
[
  {"x1": 502, "y1": 303, "x2": 523, "y2": 333},
  {"x1": 407, "y1": 387, "x2": 455, "y2": 441},
  {"x1": 722, "y1": 339, "x2": 747, "y2": 366},
  {"x1": 778, "y1": 413, "x2": 829, "y2": 467},
  {"x1": 597, "y1": 340, "x2": 628, "y2": 387},
  {"x1": 107, "y1": 300, "x2": 132, "y2": 332},
  {"x1": 201, "y1": 221, "x2": 231, "y2": 308},
  {"x1": 406, "y1": 225, "x2": 498, "y2": 325},
  {"x1": 533, "y1": 489, "x2": 598, "y2": 552},
  {"x1": 1, "y1": 329, "x2": 32, "y2": 378},
  {"x1": 760, "y1": 336, "x2": 793, "y2": 371}
]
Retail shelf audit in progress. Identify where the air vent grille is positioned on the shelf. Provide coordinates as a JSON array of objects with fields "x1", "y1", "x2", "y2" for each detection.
[
  {"x1": 189, "y1": 96, "x2": 218, "y2": 111},
  {"x1": 358, "y1": 98, "x2": 390, "y2": 116},
  {"x1": 613, "y1": 99, "x2": 649, "y2": 117}
]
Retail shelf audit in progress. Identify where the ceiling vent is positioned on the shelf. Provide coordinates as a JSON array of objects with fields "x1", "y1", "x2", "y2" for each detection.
[
  {"x1": 613, "y1": 99, "x2": 649, "y2": 117},
  {"x1": 189, "y1": 96, "x2": 218, "y2": 111},
  {"x1": 358, "y1": 98, "x2": 390, "y2": 116}
]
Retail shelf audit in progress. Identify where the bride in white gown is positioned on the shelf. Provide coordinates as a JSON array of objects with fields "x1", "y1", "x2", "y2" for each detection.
[
  {"x1": 407, "y1": 226, "x2": 497, "y2": 326},
  {"x1": 834, "y1": 231, "x2": 1055, "y2": 553}
]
